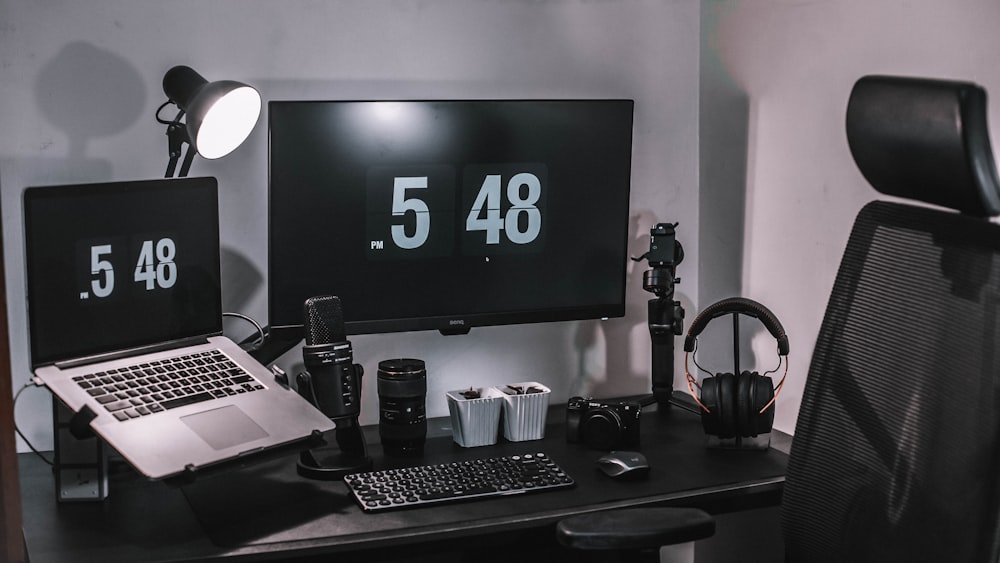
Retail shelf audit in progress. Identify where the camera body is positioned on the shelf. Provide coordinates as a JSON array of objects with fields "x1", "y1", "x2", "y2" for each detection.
[
  {"x1": 646, "y1": 222, "x2": 680, "y2": 268},
  {"x1": 566, "y1": 396, "x2": 642, "y2": 450},
  {"x1": 642, "y1": 223, "x2": 684, "y2": 298}
]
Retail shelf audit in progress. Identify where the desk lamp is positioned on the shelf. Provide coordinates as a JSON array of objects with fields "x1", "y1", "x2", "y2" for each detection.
[{"x1": 157, "y1": 65, "x2": 261, "y2": 177}]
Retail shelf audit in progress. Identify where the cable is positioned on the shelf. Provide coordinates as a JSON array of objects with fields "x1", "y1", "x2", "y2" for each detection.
[
  {"x1": 758, "y1": 356, "x2": 788, "y2": 414},
  {"x1": 690, "y1": 339, "x2": 714, "y2": 378},
  {"x1": 762, "y1": 349, "x2": 783, "y2": 377},
  {"x1": 155, "y1": 100, "x2": 183, "y2": 125},
  {"x1": 13, "y1": 379, "x2": 54, "y2": 466},
  {"x1": 223, "y1": 311, "x2": 266, "y2": 351}
]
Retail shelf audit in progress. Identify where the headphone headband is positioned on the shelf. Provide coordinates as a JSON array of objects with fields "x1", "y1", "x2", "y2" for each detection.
[{"x1": 683, "y1": 297, "x2": 789, "y2": 355}]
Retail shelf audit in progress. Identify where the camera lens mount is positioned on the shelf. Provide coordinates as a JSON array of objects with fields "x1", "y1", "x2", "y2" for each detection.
[{"x1": 581, "y1": 407, "x2": 626, "y2": 450}]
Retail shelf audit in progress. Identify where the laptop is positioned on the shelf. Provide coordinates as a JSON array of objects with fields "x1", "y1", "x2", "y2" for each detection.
[{"x1": 24, "y1": 177, "x2": 334, "y2": 480}]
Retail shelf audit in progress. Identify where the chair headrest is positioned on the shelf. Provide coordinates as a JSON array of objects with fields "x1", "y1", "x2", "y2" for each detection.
[{"x1": 846, "y1": 75, "x2": 1000, "y2": 217}]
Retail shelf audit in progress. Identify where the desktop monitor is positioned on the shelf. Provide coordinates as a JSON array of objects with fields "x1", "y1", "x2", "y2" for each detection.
[{"x1": 267, "y1": 99, "x2": 634, "y2": 347}]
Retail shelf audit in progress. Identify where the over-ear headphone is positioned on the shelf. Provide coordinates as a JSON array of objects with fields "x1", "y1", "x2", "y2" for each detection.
[{"x1": 683, "y1": 297, "x2": 789, "y2": 440}]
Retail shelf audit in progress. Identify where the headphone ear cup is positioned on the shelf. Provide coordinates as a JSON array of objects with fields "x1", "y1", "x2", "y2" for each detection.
[
  {"x1": 699, "y1": 375, "x2": 721, "y2": 436},
  {"x1": 736, "y1": 371, "x2": 753, "y2": 438},
  {"x1": 749, "y1": 373, "x2": 775, "y2": 436},
  {"x1": 737, "y1": 371, "x2": 776, "y2": 438},
  {"x1": 717, "y1": 372, "x2": 737, "y2": 439},
  {"x1": 701, "y1": 373, "x2": 736, "y2": 439}
]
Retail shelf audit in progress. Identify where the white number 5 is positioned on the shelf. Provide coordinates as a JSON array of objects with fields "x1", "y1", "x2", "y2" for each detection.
[
  {"x1": 90, "y1": 244, "x2": 115, "y2": 298},
  {"x1": 391, "y1": 177, "x2": 431, "y2": 249}
]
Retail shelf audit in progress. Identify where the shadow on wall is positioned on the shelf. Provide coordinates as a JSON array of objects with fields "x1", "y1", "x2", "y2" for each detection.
[
  {"x1": 37, "y1": 42, "x2": 147, "y2": 161},
  {"x1": 220, "y1": 248, "x2": 265, "y2": 344},
  {"x1": 573, "y1": 208, "x2": 695, "y2": 400},
  {"x1": 3, "y1": 42, "x2": 139, "y2": 191},
  {"x1": 698, "y1": 9, "x2": 757, "y2": 374}
]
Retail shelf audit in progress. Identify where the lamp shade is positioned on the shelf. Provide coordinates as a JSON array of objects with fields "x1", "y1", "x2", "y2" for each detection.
[{"x1": 162, "y1": 65, "x2": 261, "y2": 160}]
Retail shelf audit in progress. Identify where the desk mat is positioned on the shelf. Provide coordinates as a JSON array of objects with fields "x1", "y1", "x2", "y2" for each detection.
[
  {"x1": 181, "y1": 453, "x2": 354, "y2": 547},
  {"x1": 180, "y1": 435, "x2": 599, "y2": 548}
]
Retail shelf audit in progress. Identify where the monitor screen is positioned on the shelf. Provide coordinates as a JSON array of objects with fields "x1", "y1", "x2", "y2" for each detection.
[{"x1": 268, "y1": 99, "x2": 634, "y2": 342}]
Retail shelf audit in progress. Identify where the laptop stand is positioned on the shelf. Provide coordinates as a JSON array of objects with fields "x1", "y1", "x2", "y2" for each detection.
[{"x1": 53, "y1": 397, "x2": 108, "y2": 502}]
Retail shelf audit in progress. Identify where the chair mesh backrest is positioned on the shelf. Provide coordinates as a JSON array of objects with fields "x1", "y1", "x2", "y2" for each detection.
[
  {"x1": 783, "y1": 75, "x2": 1000, "y2": 561},
  {"x1": 781, "y1": 200, "x2": 1000, "y2": 561}
]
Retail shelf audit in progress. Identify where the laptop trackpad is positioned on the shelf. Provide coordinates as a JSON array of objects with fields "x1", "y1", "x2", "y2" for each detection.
[{"x1": 181, "y1": 406, "x2": 269, "y2": 450}]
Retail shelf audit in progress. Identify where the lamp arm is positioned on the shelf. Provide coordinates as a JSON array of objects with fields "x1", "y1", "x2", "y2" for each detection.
[
  {"x1": 177, "y1": 144, "x2": 196, "y2": 178},
  {"x1": 164, "y1": 119, "x2": 191, "y2": 178}
]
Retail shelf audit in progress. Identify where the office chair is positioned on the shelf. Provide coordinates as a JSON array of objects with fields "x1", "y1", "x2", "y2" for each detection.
[{"x1": 557, "y1": 74, "x2": 1000, "y2": 562}]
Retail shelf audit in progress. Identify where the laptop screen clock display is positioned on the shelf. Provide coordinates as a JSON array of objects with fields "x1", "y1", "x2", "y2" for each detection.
[{"x1": 24, "y1": 177, "x2": 222, "y2": 367}]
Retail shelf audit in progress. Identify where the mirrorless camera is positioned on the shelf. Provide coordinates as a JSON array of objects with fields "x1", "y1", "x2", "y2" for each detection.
[{"x1": 565, "y1": 396, "x2": 642, "y2": 450}]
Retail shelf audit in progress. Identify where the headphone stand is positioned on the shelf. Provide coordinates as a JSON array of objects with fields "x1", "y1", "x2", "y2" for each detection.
[
  {"x1": 705, "y1": 433, "x2": 770, "y2": 450},
  {"x1": 729, "y1": 311, "x2": 743, "y2": 378},
  {"x1": 683, "y1": 297, "x2": 788, "y2": 450},
  {"x1": 703, "y1": 311, "x2": 770, "y2": 450}
]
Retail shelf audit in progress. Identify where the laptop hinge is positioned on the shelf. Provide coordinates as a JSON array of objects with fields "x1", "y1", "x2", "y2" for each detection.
[{"x1": 53, "y1": 336, "x2": 212, "y2": 370}]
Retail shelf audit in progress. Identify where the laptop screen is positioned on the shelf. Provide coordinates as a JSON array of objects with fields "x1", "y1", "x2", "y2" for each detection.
[{"x1": 23, "y1": 177, "x2": 222, "y2": 367}]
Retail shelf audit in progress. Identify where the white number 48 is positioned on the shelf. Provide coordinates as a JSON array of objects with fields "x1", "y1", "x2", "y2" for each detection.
[
  {"x1": 466, "y1": 172, "x2": 541, "y2": 245},
  {"x1": 134, "y1": 238, "x2": 177, "y2": 290}
]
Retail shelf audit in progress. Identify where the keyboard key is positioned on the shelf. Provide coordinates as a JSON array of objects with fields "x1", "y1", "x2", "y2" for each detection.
[
  {"x1": 160, "y1": 392, "x2": 213, "y2": 410},
  {"x1": 103, "y1": 400, "x2": 131, "y2": 412}
]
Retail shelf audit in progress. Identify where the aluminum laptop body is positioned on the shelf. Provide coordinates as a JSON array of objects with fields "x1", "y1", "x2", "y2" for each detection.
[{"x1": 24, "y1": 177, "x2": 334, "y2": 480}]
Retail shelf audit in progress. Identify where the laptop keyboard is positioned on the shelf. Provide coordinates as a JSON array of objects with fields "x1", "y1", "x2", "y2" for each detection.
[{"x1": 72, "y1": 350, "x2": 264, "y2": 421}]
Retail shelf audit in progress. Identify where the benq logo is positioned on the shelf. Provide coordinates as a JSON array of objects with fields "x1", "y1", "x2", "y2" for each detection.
[{"x1": 449, "y1": 319, "x2": 465, "y2": 326}]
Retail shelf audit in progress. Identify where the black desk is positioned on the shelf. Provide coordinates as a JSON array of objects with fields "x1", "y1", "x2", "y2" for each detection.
[{"x1": 20, "y1": 401, "x2": 788, "y2": 562}]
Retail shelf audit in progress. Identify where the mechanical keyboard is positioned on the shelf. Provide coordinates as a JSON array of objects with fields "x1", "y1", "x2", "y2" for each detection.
[{"x1": 344, "y1": 452, "x2": 575, "y2": 512}]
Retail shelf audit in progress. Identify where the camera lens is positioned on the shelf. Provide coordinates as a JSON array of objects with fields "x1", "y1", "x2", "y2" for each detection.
[
  {"x1": 377, "y1": 358, "x2": 427, "y2": 457},
  {"x1": 582, "y1": 407, "x2": 625, "y2": 450}
]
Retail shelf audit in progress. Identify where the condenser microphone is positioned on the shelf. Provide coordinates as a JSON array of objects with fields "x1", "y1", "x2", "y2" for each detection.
[
  {"x1": 304, "y1": 294, "x2": 346, "y2": 345},
  {"x1": 296, "y1": 295, "x2": 371, "y2": 480},
  {"x1": 298, "y1": 295, "x2": 362, "y2": 420}
]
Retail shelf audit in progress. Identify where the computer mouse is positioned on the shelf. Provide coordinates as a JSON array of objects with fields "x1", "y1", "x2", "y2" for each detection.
[{"x1": 596, "y1": 450, "x2": 650, "y2": 479}]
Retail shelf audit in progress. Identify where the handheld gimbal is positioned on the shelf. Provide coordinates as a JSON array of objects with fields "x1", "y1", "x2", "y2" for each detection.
[{"x1": 633, "y1": 223, "x2": 685, "y2": 407}]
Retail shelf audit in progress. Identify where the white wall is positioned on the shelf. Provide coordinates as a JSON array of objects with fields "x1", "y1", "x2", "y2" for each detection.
[
  {"x1": 701, "y1": 0, "x2": 1000, "y2": 434},
  {"x1": 11, "y1": 0, "x2": 999, "y2": 453},
  {"x1": 0, "y1": 0, "x2": 701, "y2": 451}
]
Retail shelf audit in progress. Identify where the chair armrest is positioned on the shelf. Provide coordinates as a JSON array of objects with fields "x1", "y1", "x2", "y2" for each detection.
[{"x1": 556, "y1": 507, "x2": 716, "y2": 551}]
